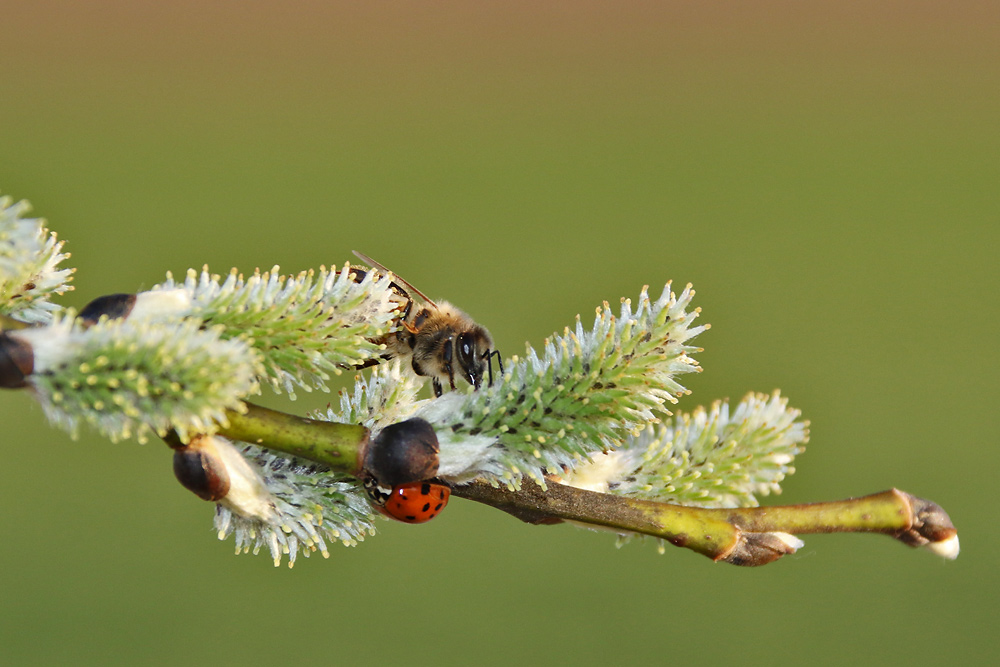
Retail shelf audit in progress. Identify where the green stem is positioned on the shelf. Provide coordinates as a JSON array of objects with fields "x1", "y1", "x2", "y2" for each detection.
[
  {"x1": 453, "y1": 480, "x2": 741, "y2": 559},
  {"x1": 453, "y1": 481, "x2": 956, "y2": 566},
  {"x1": 718, "y1": 490, "x2": 913, "y2": 535},
  {"x1": 218, "y1": 402, "x2": 369, "y2": 474},
  {"x1": 717, "y1": 489, "x2": 958, "y2": 551}
]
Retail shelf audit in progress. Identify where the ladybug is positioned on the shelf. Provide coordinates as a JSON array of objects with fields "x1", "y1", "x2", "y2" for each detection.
[{"x1": 365, "y1": 479, "x2": 451, "y2": 524}]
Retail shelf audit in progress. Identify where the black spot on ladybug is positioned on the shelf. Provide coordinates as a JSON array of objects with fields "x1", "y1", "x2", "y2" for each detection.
[
  {"x1": 420, "y1": 482, "x2": 431, "y2": 495},
  {"x1": 422, "y1": 503, "x2": 430, "y2": 512},
  {"x1": 435, "y1": 503, "x2": 443, "y2": 511}
]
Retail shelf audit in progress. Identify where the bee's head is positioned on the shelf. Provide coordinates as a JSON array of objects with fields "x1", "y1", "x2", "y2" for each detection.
[{"x1": 456, "y1": 326, "x2": 498, "y2": 389}]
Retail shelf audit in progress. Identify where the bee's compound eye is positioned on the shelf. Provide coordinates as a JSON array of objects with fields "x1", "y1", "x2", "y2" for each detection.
[
  {"x1": 456, "y1": 332, "x2": 483, "y2": 387},
  {"x1": 458, "y1": 333, "x2": 474, "y2": 362}
]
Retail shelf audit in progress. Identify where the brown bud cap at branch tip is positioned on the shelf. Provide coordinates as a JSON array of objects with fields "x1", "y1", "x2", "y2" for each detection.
[
  {"x1": 0, "y1": 332, "x2": 34, "y2": 388},
  {"x1": 79, "y1": 293, "x2": 137, "y2": 324},
  {"x1": 172, "y1": 436, "x2": 232, "y2": 501},
  {"x1": 893, "y1": 490, "x2": 960, "y2": 559},
  {"x1": 365, "y1": 417, "x2": 440, "y2": 487}
]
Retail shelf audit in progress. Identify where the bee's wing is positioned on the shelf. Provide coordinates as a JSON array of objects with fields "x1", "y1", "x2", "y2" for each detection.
[{"x1": 352, "y1": 250, "x2": 438, "y2": 308}]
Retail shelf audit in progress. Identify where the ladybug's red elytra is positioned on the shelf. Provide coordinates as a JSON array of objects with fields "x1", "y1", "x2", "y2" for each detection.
[{"x1": 380, "y1": 481, "x2": 451, "y2": 524}]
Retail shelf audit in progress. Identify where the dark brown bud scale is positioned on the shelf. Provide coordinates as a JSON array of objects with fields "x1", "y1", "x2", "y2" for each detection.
[
  {"x1": 893, "y1": 491, "x2": 958, "y2": 548},
  {"x1": 0, "y1": 332, "x2": 34, "y2": 388},
  {"x1": 365, "y1": 417, "x2": 440, "y2": 487},
  {"x1": 721, "y1": 532, "x2": 799, "y2": 567},
  {"x1": 173, "y1": 439, "x2": 231, "y2": 501},
  {"x1": 79, "y1": 293, "x2": 137, "y2": 325}
]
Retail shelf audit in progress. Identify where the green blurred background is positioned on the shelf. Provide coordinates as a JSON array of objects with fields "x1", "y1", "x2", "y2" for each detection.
[{"x1": 2, "y1": 1, "x2": 997, "y2": 664}]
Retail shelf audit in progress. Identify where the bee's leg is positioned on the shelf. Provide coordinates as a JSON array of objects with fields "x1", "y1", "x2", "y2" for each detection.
[
  {"x1": 396, "y1": 288, "x2": 413, "y2": 321},
  {"x1": 483, "y1": 349, "x2": 503, "y2": 387},
  {"x1": 441, "y1": 336, "x2": 457, "y2": 392},
  {"x1": 353, "y1": 352, "x2": 393, "y2": 371},
  {"x1": 432, "y1": 378, "x2": 444, "y2": 397}
]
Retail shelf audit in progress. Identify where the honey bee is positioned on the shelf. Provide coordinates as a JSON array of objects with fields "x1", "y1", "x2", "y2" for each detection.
[{"x1": 351, "y1": 251, "x2": 502, "y2": 397}]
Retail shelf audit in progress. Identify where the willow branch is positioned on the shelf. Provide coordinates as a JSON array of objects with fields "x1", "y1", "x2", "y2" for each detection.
[
  {"x1": 200, "y1": 402, "x2": 960, "y2": 566},
  {"x1": 453, "y1": 480, "x2": 958, "y2": 566},
  {"x1": 218, "y1": 402, "x2": 369, "y2": 474},
  {"x1": 204, "y1": 401, "x2": 957, "y2": 567}
]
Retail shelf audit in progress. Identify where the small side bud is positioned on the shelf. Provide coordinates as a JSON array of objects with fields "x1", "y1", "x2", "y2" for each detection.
[
  {"x1": 79, "y1": 293, "x2": 137, "y2": 324},
  {"x1": 0, "y1": 332, "x2": 34, "y2": 388},
  {"x1": 172, "y1": 438, "x2": 231, "y2": 501},
  {"x1": 721, "y1": 531, "x2": 803, "y2": 566},
  {"x1": 366, "y1": 417, "x2": 440, "y2": 486}
]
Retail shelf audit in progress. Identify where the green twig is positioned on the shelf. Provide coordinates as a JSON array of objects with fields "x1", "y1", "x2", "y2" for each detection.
[
  {"x1": 453, "y1": 481, "x2": 957, "y2": 566},
  {"x1": 219, "y1": 402, "x2": 369, "y2": 474},
  {"x1": 209, "y1": 403, "x2": 957, "y2": 566},
  {"x1": 212, "y1": 402, "x2": 956, "y2": 567}
]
